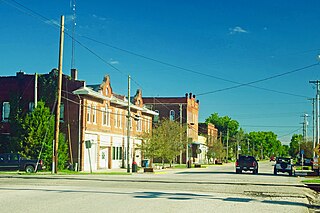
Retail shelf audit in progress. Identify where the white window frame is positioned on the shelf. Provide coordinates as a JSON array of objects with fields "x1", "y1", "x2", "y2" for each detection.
[
  {"x1": 114, "y1": 109, "x2": 118, "y2": 128},
  {"x1": 102, "y1": 107, "x2": 106, "y2": 126},
  {"x1": 87, "y1": 104, "x2": 91, "y2": 123},
  {"x1": 118, "y1": 110, "x2": 122, "y2": 129},
  {"x1": 170, "y1": 110, "x2": 175, "y2": 121},
  {"x1": 136, "y1": 113, "x2": 142, "y2": 132},
  {"x1": 92, "y1": 105, "x2": 97, "y2": 124},
  {"x1": 106, "y1": 107, "x2": 111, "y2": 127}
]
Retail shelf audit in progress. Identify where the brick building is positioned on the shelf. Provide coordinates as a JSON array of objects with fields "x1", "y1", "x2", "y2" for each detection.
[
  {"x1": 198, "y1": 123, "x2": 218, "y2": 147},
  {"x1": 0, "y1": 70, "x2": 84, "y2": 165},
  {"x1": 0, "y1": 70, "x2": 157, "y2": 171},
  {"x1": 73, "y1": 75, "x2": 157, "y2": 171},
  {"x1": 142, "y1": 93, "x2": 199, "y2": 163}
]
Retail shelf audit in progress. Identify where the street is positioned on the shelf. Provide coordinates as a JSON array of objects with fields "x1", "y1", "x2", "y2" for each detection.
[{"x1": 0, "y1": 161, "x2": 318, "y2": 213}]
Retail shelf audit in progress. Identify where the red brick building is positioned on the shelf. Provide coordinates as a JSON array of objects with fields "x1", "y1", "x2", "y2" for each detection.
[
  {"x1": 0, "y1": 69, "x2": 85, "y2": 168},
  {"x1": 142, "y1": 93, "x2": 199, "y2": 163},
  {"x1": 198, "y1": 123, "x2": 218, "y2": 147}
]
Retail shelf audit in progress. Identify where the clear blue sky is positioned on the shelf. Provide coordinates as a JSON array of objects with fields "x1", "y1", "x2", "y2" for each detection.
[{"x1": 1, "y1": 0, "x2": 320, "y2": 145}]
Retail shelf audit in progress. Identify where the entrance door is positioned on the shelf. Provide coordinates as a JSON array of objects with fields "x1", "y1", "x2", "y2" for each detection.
[{"x1": 100, "y1": 149, "x2": 108, "y2": 169}]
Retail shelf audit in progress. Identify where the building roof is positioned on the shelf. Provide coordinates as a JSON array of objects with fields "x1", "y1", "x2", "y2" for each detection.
[{"x1": 73, "y1": 86, "x2": 158, "y2": 116}]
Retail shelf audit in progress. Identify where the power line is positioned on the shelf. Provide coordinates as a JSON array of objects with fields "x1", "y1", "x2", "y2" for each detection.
[
  {"x1": 196, "y1": 63, "x2": 319, "y2": 97},
  {"x1": 4, "y1": 0, "x2": 318, "y2": 100}
]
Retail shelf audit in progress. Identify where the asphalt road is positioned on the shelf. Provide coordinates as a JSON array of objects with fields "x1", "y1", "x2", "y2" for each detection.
[{"x1": 0, "y1": 161, "x2": 318, "y2": 213}]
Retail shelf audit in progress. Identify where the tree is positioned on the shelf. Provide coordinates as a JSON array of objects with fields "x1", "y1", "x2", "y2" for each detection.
[
  {"x1": 205, "y1": 113, "x2": 240, "y2": 161},
  {"x1": 18, "y1": 101, "x2": 68, "y2": 170},
  {"x1": 247, "y1": 131, "x2": 283, "y2": 160},
  {"x1": 140, "y1": 119, "x2": 186, "y2": 167},
  {"x1": 289, "y1": 134, "x2": 302, "y2": 158}
]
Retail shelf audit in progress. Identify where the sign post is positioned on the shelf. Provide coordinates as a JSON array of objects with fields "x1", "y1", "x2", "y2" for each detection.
[{"x1": 85, "y1": 140, "x2": 92, "y2": 173}]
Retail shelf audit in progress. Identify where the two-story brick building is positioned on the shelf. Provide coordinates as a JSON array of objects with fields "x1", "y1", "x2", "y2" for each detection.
[
  {"x1": 142, "y1": 93, "x2": 199, "y2": 164},
  {"x1": 73, "y1": 75, "x2": 157, "y2": 171},
  {"x1": 0, "y1": 70, "x2": 84, "y2": 163}
]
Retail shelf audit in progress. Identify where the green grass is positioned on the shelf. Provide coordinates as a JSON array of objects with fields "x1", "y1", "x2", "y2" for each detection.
[
  {"x1": 302, "y1": 178, "x2": 320, "y2": 183},
  {"x1": 294, "y1": 166, "x2": 312, "y2": 171}
]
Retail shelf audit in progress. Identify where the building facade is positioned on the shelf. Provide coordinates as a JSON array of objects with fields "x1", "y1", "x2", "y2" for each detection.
[
  {"x1": 73, "y1": 75, "x2": 157, "y2": 171},
  {"x1": 0, "y1": 70, "x2": 157, "y2": 171},
  {"x1": 142, "y1": 92, "x2": 199, "y2": 163},
  {"x1": 0, "y1": 70, "x2": 84, "y2": 166}
]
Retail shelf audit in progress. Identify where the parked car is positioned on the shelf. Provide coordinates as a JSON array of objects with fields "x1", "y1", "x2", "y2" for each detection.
[
  {"x1": 274, "y1": 157, "x2": 293, "y2": 176},
  {"x1": 0, "y1": 153, "x2": 43, "y2": 173},
  {"x1": 235, "y1": 155, "x2": 258, "y2": 174},
  {"x1": 303, "y1": 158, "x2": 313, "y2": 166}
]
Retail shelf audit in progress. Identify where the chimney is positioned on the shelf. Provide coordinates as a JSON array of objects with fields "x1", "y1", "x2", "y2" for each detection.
[{"x1": 71, "y1": 68, "x2": 78, "y2": 80}]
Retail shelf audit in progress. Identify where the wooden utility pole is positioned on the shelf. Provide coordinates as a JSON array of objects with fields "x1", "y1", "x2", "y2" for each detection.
[
  {"x1": 126, "y1": 75, "x2": 131, "y2": 173},
  {"x1": 310, "y1": 80, "x2": 320, "y2": 157},
  {"x1": 53, "y1": 15, "x2": 65, "y2": 174}
]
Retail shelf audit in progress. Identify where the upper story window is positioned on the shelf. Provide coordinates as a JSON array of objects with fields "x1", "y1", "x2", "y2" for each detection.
[
  {"x1": 136, "y1": 115, "x2": 142, "y2": 132},
  {"x1": 29, "y1": 102, "x2": 35, "y2": 112},
  {"x1": 118, "y1": 110, "x2": 122, "y2": 129},
  {"x1": 125, "y1": 112, "x2": 132, "y2": 131},
  {"x1": 92, "y1": 105, "x2": 97, "y2": 124},
  {"x1": 169, "y1": 110, "x2": 175, "y2": 121},
  {"x1": 87, "y1": 105, "x2": 91, "y2": 123},
  {"x1": 154, "y1": 110, "x2": 159, "y2": 123},
  {"x1": 102, "y1": 107, "x2": 106, "y2": 126},
  {"x1": 60, "y1": 103, "x2": 64, "y2": 122},
  {"x1": 2, "y1": 102, "x2": 10, "y2": 122},
  {"x1": 114, "y1": 109, "x2": 118, "y2": 128}
]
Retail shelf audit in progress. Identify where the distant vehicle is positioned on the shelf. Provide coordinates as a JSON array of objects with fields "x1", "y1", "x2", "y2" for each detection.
[
  {"x1": 235, "y1": 156, "x2": 258, "y2": 174},
  {"x1": 274, "y1": 157, "x2": 293, "y2": 176},
  {"x1": 304, "y1": 158, "x2": 313, "y2": 166},
  {"x1": 0, "y1": 153, "x2": 43, "y2": 173}
]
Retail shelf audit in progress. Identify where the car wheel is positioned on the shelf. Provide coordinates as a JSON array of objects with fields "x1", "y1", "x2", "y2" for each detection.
[
  {"x1": 289, "y1": 170, "x2": 293, "y2": 176},
  {"x1": 25, "y1": 165, "x2": 35, "y2": 173},
  {"x1": 274, "y1": 168, "x2": 277, "y2": 175}
]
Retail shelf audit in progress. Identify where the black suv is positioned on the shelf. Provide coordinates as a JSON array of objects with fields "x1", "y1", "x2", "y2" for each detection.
[
  {"x1": 274, "y1": 157, "x2": 293, "y2": 176},
  {"x1": 235, "y1": 156, "x2": 258, "y2": 174}
]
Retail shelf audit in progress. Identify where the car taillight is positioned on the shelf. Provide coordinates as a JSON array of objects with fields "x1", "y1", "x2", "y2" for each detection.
[
  {"x1": 252, "y1": 162, "x2": 256, "y2": 167},
  {"x1": 235, "y1": 161, "x2": 239, "y2": 166},
  {"x1": 39, "y1": 160, "x2": 43, "y2": 166}
]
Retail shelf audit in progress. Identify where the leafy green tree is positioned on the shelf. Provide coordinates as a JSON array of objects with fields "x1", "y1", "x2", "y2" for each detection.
[
  {"x1": 205, "y1": 113, "x2": 239, "y2": 161},
  {"x1": 208, "y1": 139, "x2": 225, "y2": 163},
  {"x1": 289, "y1": 134, "x2": 302, "y2": 158},
  {"x1": 141, "y1": 119, "x2": 186, "y2": 167},
  {"x1": 247, "y1": 131, "x2": 282, "y2": 160},
  {"x1": 19, "y1": 101, "x2": 68, "y2": 170}
]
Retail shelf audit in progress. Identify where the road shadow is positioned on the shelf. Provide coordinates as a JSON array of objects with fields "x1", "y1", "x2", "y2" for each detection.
[{"x1": 1, "y1": 187, "x2": 317, "y2": 210}]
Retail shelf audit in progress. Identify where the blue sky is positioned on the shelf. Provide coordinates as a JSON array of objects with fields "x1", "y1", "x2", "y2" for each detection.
[{"x1": 0, "y1": 0, "x2": 320, "y2": 144}]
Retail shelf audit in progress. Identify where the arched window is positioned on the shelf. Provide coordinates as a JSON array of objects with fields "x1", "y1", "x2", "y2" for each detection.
[{"x1": 169, "y1": 110, "x2": 175, "y2": 121}]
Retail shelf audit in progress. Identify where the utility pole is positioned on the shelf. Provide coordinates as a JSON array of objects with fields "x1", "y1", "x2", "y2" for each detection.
[
  {"x1": 179, "y1": 104, "x2": 182, "y2": 164},
  {"x1": 34, "y1": 73, "x2": 38, "y2": 108},
  {"x1": 309, "y1": 98, "x2": 316, "y2": 157},
  {"x1": 53, "y1": 15, "x2": 64, "y2": 174},
  {"x1": 301, "y1": 114, "x2": 309, "y2": 143},
  {"x1": 126, "y1": 75, "x2": 131, "y2": 173},
  {"x1": 226, "y1": 128, "x2": 229, "y2": 163},
  {"x1": 310, "y1": 80, "x2": 320, "y2": 157}
]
